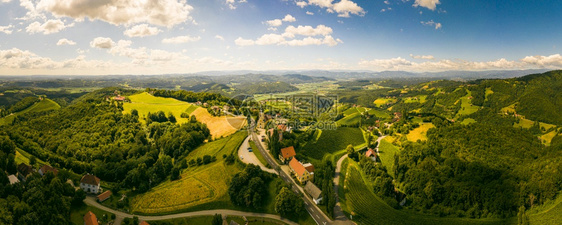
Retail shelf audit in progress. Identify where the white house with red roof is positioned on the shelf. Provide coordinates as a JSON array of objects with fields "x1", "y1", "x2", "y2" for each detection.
[{"x1": 80, "y1": 174, "x2": 101, "y2": 194}]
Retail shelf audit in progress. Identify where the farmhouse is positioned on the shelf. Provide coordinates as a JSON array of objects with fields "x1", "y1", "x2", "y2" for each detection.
[
  {"x1": 279, "y1": 146, "x2": 296, "y2": 164},
  {"x1": 289, "y1": 158, "x2": 314, "y2": 184},
  {"x1": 97, "y1": 190, "x2": 112, "y2": 202},
  {"x1": 8, "y1": 175, "x2": 19, "y2": 185},
  {"x1": 113, "y1": 95, "x2": 126, "y2": 101},
  {"x1": 80, "y1": 174, "x2": 101, "y2": 194},
  {"x1": 83, "y1": 211, "x2": 99, "y2": 225},
  {"x1": 17, "y1": 163, "x2": 34, "y2": 182},
  {"x1": 365, "y1": 148, "x2": 377, "y2": 161},
  {"x1": 304, "y1": 182, "x2": 323, "y2": 204},
  {"x1": 38, "y1": 164, "x2": 58, "y2": 176},
  {"x1": 140, "y1": 221, "x2": 150, "y2": 225}
]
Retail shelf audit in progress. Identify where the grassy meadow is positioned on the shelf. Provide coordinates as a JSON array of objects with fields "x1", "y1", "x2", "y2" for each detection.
[
  {"x1": 378, "y1": 138, "x2": 400, "y2": 177},
  {"x1": 406, "y1": 123, "x2": 435, "y2": 142},
  {"x1": 303, "y1": 127, "x2": 365, "y2": 160}
]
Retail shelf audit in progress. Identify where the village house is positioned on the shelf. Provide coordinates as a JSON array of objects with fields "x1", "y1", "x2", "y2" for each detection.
[
  {"x1": 97, "y1": 190, "x2": 112, "y2": 202},
  {"x1": 304, "y1": 182, "x2": 323, "y2": 204},
  {"x1": 365, "y1": 148, "x2": 377, "y2": 161},
  {"x1": 17, "y1": 163, "x2": 34, "y2": 182},
  {"x1": 113, "y1": 95, "x2": 126, "y2": 101},
  {"x1": 80, "y1": 174, "x2": 101, "y2": 194},
  {"x1": 289, "y1": 158, "x2": 314, "y2": 184},
  {"x1": 279, "y1": 146, "x2": 296, "y2": 164},
  {"x1": 140, "y1": 221, "x2": 150, "y2": 225},
  {"x1": 38, "y1": 164, "x2": 58, "y2": 176},
  {"x1": 83, "y1": 211, "x2": 99, "y2": 225}
]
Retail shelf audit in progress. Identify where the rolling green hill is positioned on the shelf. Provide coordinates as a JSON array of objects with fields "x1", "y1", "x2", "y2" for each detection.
[
  {"x1": 0, "y1": 98, "x2": 60, "y2": 125},
  {"x1": 302, "y1": 127, "x2": 365, "y2": 160}
]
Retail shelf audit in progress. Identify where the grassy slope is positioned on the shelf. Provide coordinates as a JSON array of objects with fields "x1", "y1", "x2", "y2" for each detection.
[
  {"x1": 456, "y1": 90, "x2": 479, "y2": 116},
  {"x1": 529, "y1": 191, "x2": 562, "y2": 225},
  {"x1": 130, "y1": 132, "x2": 247, "y2": 215},
  {"x1": 341, "y1": 165, "x2": 511, "y2": 225},
  {"x1": 374, "y1": 98, "x2": 397, "y2": 107},
  {"x1": 337, "y1": 113, "x2": 361, "y2": 126},
  {"x1": 249, "y1": 139, "x2": 270, "y2": 168},
  {"x1": 0, "y1": 98, "x2": 60, "y2": 125},
  {"x1": 303, "y1": 127, "x2": 365, "y2": 160},
  {"x1": 406, "y1": 123, "x2": 435, "y2": 142},
  {"x1": 378, "y1": 138, "x2": 400, "y2": 177}
]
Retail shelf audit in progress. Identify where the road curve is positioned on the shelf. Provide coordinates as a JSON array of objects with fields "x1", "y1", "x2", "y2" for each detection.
[
  {"x1": 84, "y1": 197, "x2": 298, "y2": 225},
  {"x1": 238, "y1": 135, "x2": 278, "y2": 174}
]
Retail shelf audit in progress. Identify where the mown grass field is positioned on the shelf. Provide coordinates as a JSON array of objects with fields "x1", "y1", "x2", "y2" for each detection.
[
  {"x1": 130, "y1": 132, "x2": 247, "y2": 214},
  {"x1": 123, "y1": 92, "x2": 245, "y2": 139},
  {"x1": 341, "y1": 165, "x2": 511, "y2": 225},
  {"x1": 0, "y1": 98, "x2": 60, "y2": 125},
  {"x1": 303, "y1": 127, "x2": 365, "y2": 160},
  {"x1": 539, "y1": 131, "x2": 558, "y2": 146},
  {"x1": 378, "y1": 138, "x2": 400, "y2": 177},
  {"x1": 406, "y1": 123, "x2": 435, "y2": 142},
  {"x1": 366, "y1": 108, "x2": 391, "y2": 118},
  {"x1": 374, "y1": 98, "x2": 397, "y2": 107},
  {"x1": 456, "y1": 94, "x2": 479, "y2": 116}
]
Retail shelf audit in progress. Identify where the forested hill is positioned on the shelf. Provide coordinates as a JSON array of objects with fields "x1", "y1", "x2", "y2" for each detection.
[{"x1": 469, "y1": 70, "x2": 562, "y2": 125}]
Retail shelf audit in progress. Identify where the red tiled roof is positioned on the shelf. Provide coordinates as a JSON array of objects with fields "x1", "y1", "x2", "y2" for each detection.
[
  {"x1": 83, "y1": 211, "x2": 98, "y2": 225},
  {"x1": 140, "y1": 221, "x2": 150, "y2": 225},
  {"x1": 17, "y1": 163, "x2": 33, "y2": 176},
  {"x1": 277, "y1": 124, "x2": 287, "y2": 131},
  {"x1": 39, "y1": 165, "x2": 58, "y2": 176},
  {"x1": 97, "y1": 190, "x2": 112, "y2": 202},
  {"x1": 304, "y1": 164, "x2": 315, "y2": 173},
  {"x1": 366, "y1": 149, "x2": 376, "y2": 157},
  {"x1": 280, "y1": 146, "x2": 296, "y2": 159},
  {"x1": 289, "y1": 158, "x2": 307, "y2": 176},
  {"x1": 80, "y1": 174, "x2": 100, "y2": 186}
]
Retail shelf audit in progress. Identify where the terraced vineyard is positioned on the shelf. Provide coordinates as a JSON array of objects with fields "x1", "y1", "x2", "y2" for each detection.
[
  {"x1": 303, "y1": 127, "x2": 365, "y2": 160},
  {"x1": 342, "y1": 166, "x2": 510, "y2": 225}
]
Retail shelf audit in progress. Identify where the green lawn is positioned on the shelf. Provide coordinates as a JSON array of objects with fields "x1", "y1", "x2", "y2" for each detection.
[
  {"x1": 456, "y1": 91, "x2": 479, "y2": 116},
  {"x1": 249, "y1": 139, "x2": 270, "y2": 168},
  {"x1": 303, "y1": 127, "x2": 366, "y2": 160},
  {"x1": 366, "y1": 108, "x2": 391, "y2": 118},
  {"x1": 403, "y1": 95, "x2": 427, "y2": 104},
  {"x1": 378, "y1": 138, "x2": 400, "y2": 177},
  {"x1": 70, "y1": 205, "x2": 115, "y2": 225},
  {"x1": 341, "y1": 166, "x2": 511, "y2": 225}
]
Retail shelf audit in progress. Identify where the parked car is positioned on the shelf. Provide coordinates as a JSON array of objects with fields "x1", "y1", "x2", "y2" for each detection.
[{"x1": 248, "y1": 147, "x2": 252, "y2": 152}]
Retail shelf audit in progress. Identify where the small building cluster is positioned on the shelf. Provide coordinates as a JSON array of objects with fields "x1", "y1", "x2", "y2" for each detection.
[{"x1": 279, "y1": 146, "x2": 296, "y2": 164}]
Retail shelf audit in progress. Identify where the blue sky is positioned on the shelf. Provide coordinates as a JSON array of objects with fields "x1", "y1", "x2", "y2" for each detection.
[{"x1": 0, "y1": 0, "x2": 562, "y2": 75}]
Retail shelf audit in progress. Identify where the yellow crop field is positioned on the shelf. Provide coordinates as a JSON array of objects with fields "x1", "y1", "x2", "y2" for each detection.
[
  {"x1": 373, "y1": 98, "x2": 397, "y2": 107},
  {"x1": 407, "y1": 123, "x2": 435, "y2": 142},
  {"x1": 190, "y1": 107, "x2": 246, "y2": 139}
]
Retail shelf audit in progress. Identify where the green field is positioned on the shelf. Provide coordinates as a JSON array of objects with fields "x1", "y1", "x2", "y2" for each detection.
[
  {"x1": 123, "y1": 92, "x2": 193, "y2": 124},
  {"x1": 461, "y1": 118, "x2": 477, "y2": 125},
  {"x1": 456, "y1": 91, "x2": 479, "y2": 116},
  {"x1": 341, "y1": 165, "x2": 510, "y2": 225},
  {"x1": 404, "y1": 95, "x2": 427, "y2": 103},
  {"x1": 130, "y1": 132, "x2": 247, "y2": 214},
  {"x1": 378, "y1": 138, "x2": 400, "y2": 177},
  {"x1": 366, "y1": 108, "x2": 391, "y2": 118},
  {"x1": 337, "y1": 113, "x2": 361, "y2": 126},
  {"x1": 303, "y1": 127, "x2": 365, "y2": 160},
  {"x1": 406, "y1": 123, "x2": 435, "y2": 142},
  {"x1": 343, "y1": 107, "x2": 367, "y2": 116},
  {"x1": 0, "y1": 98, "x2": 60, "y2": 125},
  {"x1": 539, "y1": 131, "x2": 558, "y2": 146},
  {"x1": 374, "y1": 98, "x2": 397, "y2": 107}
]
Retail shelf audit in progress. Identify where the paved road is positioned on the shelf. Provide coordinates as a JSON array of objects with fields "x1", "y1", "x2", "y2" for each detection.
[
  {"x1": 84, "y1": 197, "x2": 298, "y2": 225},
  {"x1": 238, "y1": 135, "x2": 278, "y2": 174}
]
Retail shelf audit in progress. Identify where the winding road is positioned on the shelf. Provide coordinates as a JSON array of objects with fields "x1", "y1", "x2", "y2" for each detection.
[{"x1": 84, "y1": 197, "x2": 298, "y2": 225}]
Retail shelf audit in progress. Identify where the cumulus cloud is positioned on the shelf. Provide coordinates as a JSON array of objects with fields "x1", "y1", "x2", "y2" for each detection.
[
  {"x1": 413, "y1": 0, "x2": 440, "y2": 11},
  {"x1": 90, "y1": 37, "x2": 115, "y2": 49},
  {"x1": 226, "y1": 0, "x2": 247, "y2": 10},
  {"x1": 123, "y1": 24, "x2": 161, "y2": 37},
  {"x1": 521, "y1": 54, "x2": 562, "y2": 67},
  {"x1": 36, "y1": 0, "x2": 193, "y2": 27},
  {"x1": 56, "y1": 38, "x2": 76, "y2": 46},
  {"x1": 162, "y1": 35, "x2": 201, "y2": 44},
  {"x1": 26, "y1": 19, "x2": 73, "y2": 34},
  {"x1": 282, "y1": 14, "x2": 297, "y2": 22},
  {"x1": 410, "y1": 54, "x2": 434, "y2": 60},
  {"x1": 306, "y1": 11, "x2": 314, "y2": 15},
  {"x1": 215, "y1": 35, "x2": 225, "y2": 41},
  {"x1": 421, "y1": 20, "x2": 442, "y2": 29},
  {"x1": 235, "y1": 24, "x2": 341, "y2": 47},
  {"x1": 265, "y1": 14, "x2": 296, "y2": 28},
  {"x1": 0, "y1": 25, "x2": 13, "y2": 34},
  {"x1": 303, "y1": 0, "x2": 365, "y2": 17},
  {"x1": 1, "y1": 0, "x2": 12, "y2": 3}
]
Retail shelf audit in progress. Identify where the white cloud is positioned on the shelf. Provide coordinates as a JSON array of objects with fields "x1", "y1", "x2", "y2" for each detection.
[
  {"x1": 413, "y1": 0, "x2": 440, "y2": 11},
  {"x1": 0, "y1": 25, "x2": 13, "y2": 34},
  {"x1": 36, "y1": 0, "x2": 193, "y2": 27},
  {"x1": 123, "y1": 24, "x2": 162, "y2": 37},
  {"x1": 380, "y1": 7, "x2": 392, "y2": 12},
  {"x1": 56, "y1": 38, "x2": 76, "y2": 46},
  {"x1": 410, "y1": 54, "x2": 434, "y2": 60},
  {"x1": 162, "y1": 35, "x2": 201, "y2": 44},
  {"x1": 282, "y1": 14, "x2": 296, "y2": 22},
  {"x1": 90, "y1": 37, "x2": 115, "y2": 49},
  {"x1": 1, "y1": 0, "x2": 12, "y2": 3},
  {"x1": 215, "y1": 35, "x2": 225, "y2": 41},
  {"x1": 226, "y1": 0, "x2": 247, "y2": 10},
  {"x1": 26, "y1": 19, "x2": 73, "y2": 34},
  {"x1": 306, "y1": 11, "x2": 314, "y2": 15},
  {"x1": 235, "y1": 24, "x2": 341, "y2": 47},
  {"x1": 421, "y1": 20, "x2": 442, "y2": 29},
  {"x1": 521, "y1": 54, "x2": 562, "y2": 67},
  {"x1": 295, "y1": 1, "x2": 308, "y2": 8},
  {"x1": 266, "y1": 19, "x2": 283, "y2": 27},
  {"x1": 305, "y1": 0, "x2": 365, "y2": 17},
  {"x1": 384, "y1": 0, "x2": 390, "y2": 5},
  {"x1": 284, "y1": 25, "x2": 333, "y2": 38}
]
